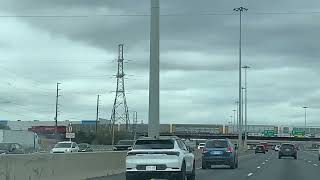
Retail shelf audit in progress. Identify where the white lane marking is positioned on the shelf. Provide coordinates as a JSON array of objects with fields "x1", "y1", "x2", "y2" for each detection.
[
  {"x1": 248, "y1": 173, "x2": 254, "y2": 177},
  {"x1": 262, "y1": 162, "x2": 265, "y2": 165},
  {"x1": 257, "y1": 166, "x2": 261, "y2": 169},
  {"x1": 196, "y1": 167, "x2": 202, "y2": 170},
  {"x1": 266, "y1": 160, "x2": 269, "y2": 162},
  {"x1": 308, "y1": 161, "x2": 312, "y2": 163},
  {"x1": 313, "y1": 164, "x2": 318, "y2": 167}
]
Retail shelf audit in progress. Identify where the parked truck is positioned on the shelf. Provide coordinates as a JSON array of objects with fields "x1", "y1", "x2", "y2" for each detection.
[{"x1": 0, "y1": 130, "x2": 39, "y2": 153}]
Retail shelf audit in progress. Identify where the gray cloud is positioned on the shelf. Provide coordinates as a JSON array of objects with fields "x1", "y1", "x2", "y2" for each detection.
[{"x1": 0, "y1": 0, "x2": 319, "y2": 126}]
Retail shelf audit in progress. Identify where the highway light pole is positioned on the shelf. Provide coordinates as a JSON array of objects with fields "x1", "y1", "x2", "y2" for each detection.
[
  {"x1": 302, "y1": 106, "x2": 308, "y2": 132},
  {"x1": 148, "y1": 0, "x2": 160, "y2": 138},
  {"x1": 242, "y1": 65, "x2": 250, "y2": 149},
  {"x1": 232, "y1": 109, "x2": 236, "y2": 134},
  {"x1": 235, "y1": 101, "x2": 239, "y2": 133},
  {"x1": 234, "y1": 6, "x2": 247, "y2": 150}
]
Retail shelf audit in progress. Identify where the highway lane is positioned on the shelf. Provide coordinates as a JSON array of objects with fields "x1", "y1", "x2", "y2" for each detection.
[{"x1": 88, "y1": 150, "x2": 320, "y2": 180}]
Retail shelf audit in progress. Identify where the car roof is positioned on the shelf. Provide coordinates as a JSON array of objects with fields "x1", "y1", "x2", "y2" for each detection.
[
  {"x1": 137, "y1": 136, "x2": 180, "y2": 140},
  {"x1": 58, "y1": 141, "x2": 74, "y2": 143},
  {"x1": 206, "y1": 138, "x2": 229, "y2": 141}
]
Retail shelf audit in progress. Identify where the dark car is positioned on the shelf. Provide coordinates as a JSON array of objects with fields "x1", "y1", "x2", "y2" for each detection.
[
  {"x1": 279, "y1": 144, "x2": 297, "y2": 159},
  {"x1": 0, "y1": 143, "x2": 25, "y2": 154},
  {"x1": 255, "y1": 145, "x2": 266, "y2": 154},
  {"x1": 113, "y1": 140, "x2": 135, "y2": 151},
  {"x1": 78, "y1": 143, "x2": 93, "y2": 152},
  {"x1": 202, "y1": 139, "x2": 238, "y2": 169}
]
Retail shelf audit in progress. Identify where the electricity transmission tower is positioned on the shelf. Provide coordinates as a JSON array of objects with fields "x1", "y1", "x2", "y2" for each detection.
[{"x1": 110, "y1": 44, "x2": 130, "y2": 144}]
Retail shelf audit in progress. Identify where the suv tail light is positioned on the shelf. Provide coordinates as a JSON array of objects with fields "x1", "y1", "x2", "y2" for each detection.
[
  {"x1": 226, "y1": 147, "x2": 234, "y2": 153},
  {"x1": 202, "y1": 148, "x2": 208, "y2": 154}
]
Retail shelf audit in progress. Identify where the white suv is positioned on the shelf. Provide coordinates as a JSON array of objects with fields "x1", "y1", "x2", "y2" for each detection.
[{"x1": 126, "y1": 136, "x2": 195, "y2": 180}]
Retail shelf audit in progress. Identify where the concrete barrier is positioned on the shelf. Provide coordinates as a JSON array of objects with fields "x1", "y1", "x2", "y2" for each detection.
[{"x1": 0, "y1": 152, "x2": 127, "y2": 180}]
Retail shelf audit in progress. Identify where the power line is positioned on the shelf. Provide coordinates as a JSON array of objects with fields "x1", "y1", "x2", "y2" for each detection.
[{"x1": 0, "y1": 11, "x2": 320, "y2": 18}]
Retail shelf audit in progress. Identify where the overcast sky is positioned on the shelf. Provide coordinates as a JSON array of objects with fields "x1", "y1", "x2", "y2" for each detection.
[{"x1": 0, "y1": 0, "x2": 320, "y2": 126}]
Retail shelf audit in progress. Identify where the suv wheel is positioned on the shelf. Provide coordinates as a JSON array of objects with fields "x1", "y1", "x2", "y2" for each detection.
[
  {"x1": 176, "y1": 161, "x2": 187, "y2": 180},
  {"x1": 202, "y1": 160, "x2": 207, "y2": 169},
  {"x1": 278, "y1": 155, "x2": 281, "y2": 159},
  {"x1": 230, "y1": 160, "x2": 236, "y2": 169},
  {"x1": 294, "y1": 155, "x2": 297, "y2": 160},
  {"x1": 187, "y1": 162, "x2": 195, "y2": 180}
]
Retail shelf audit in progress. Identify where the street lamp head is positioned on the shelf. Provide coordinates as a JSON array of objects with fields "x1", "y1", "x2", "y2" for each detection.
[
  {"x1": 233, "y1": 109, "x2": 236, "y2": 112},
  {"x1": 233, "y1": 7, "x2": 248, "y2": 12},
  {"x1": 242, "y1": 65, "x2": 251, "y2": 69},
  {"x1": 302, "y1": 106, "x2": 308, "y2": 109}
]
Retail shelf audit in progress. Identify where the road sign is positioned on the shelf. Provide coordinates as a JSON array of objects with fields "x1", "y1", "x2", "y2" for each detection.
[
  {"x1": 263, "y1": 130, "x2": 275, "y2": 137},
  {"x1": 66, "y1": 133, "x2": 75, "y2": 139},
  {"x1": 66, "y1": 123, "x2": 72, "y2": 133},
  {"x1": 292, "y1": 130, "x2": 305, "y2": 137}
]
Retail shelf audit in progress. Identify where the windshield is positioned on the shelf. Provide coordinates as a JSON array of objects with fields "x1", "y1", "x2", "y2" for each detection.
[
  {"x1": 281, "y1": 144, "x2": 295, "y2": 149},
  {"x1": 117, "y1": 140, "x2": 134, "y2": 145},
  {"x1": 0, "y1": 144, "x2": 11, "y2": 150},
  {"x1": 134, "y1": 140, "x2": 174, "y2": 149},
  {"x1": 54, "y1": 143, "x2": 71, "y2": 148},
  {"x1": 205, "y1": 140, "x2": 228, "y2": 148},
  {"x1": 78, "y1": 144, "x2": 88, "y2": 148}
]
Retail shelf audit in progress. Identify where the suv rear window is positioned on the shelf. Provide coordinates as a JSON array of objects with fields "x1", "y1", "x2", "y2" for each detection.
[
  {"x1": 205, "y1": 140, "x2": 228, "y2": 148},
  {"x1": 134, "y1": 140, "x2": 174, "y2": 149},
  {"x1": 281, "y1": 144, "x2": 294, "y2": 149}
]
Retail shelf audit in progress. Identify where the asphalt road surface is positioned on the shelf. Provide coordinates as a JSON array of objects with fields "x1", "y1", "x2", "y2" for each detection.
[{"x1": 89, "y1": 151, "x2": 320, "y2": 180}]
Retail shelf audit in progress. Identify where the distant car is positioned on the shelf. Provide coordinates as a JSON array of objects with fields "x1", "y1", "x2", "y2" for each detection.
[
  {"x1": 279, "y1": 144, "x2": 297, "y2": 159},
  {"x1": 113, "y1": 140, "x2": 135, "y2": 151},
  {"x1": 78, "y1": 143, "x2": 93, "y2": 152},
  {"x1": 50, "y1": 141, "x2": 79, "y2": 153},
  {"x1": 0, "y1": 143, "x2": 25, "y2": 154},
  {"x1": 197, "y1": 143, "x2": 206, "y2": 150},
  {"x1": 274, "y1": 145, "x2": 281, "y2": 151},
  {"x1": 260, "y1": 142, "x2": 268, "y2": 151},
  {"x1": 202, "y1": 139, "x2": 238, "y2": 169},
  {"x1": 255, "y1": 145, "x2": 266, "y2": 154},
  {"x1": 126, "y1": 136, "x2": 195, "y2": 180}
]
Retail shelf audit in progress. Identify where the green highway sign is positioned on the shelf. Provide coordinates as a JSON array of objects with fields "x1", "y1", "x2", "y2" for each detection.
[
  {"x1": 292, "y1": 130, "x2": 305, "y2": 137},
  {"x1": 263, "y1": 130, "x2": 275, "y2": 137}
]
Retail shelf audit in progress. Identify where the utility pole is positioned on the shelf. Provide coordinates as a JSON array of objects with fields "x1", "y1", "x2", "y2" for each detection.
[
  {"x1": 55, "y1": 82, "x2": 61, "y2": 142},
  {"x1": 242, "y1": 65, "x2": 250, "y2": 149},
  {"x1": 234, "y1": 6, "x2": 247, "y2": 150},
  {"x1": 232, "y1": 109, "x2": 236, "y2": 134},
  {"x1": 96, "y1": 95, "x2": 100, "y2": 135},
  {"x1": 302, "y1": 106, "x2": 308, "y2": 133},
  {"x1": 149, "y1": 0, "x2": 160, "y2": 138}
]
